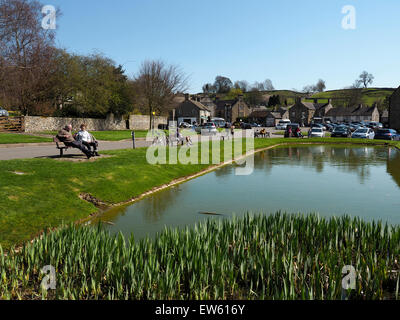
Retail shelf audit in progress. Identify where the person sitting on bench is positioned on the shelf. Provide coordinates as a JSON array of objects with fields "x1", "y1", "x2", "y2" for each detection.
[
  {"x1": 74, "y1": 124, "x2": 99, "y2": 156},
  {"x1": 56, "y1": 124, "x2": 93, "y2": 159}
]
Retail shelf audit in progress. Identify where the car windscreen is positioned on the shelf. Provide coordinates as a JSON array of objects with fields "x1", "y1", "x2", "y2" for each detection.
[
  {"x1": 311, "y1": 128, "x2": 322, "y2": 132},
  {"x1": 355, "y1": 129, "x2": 368, "y2": 133}
]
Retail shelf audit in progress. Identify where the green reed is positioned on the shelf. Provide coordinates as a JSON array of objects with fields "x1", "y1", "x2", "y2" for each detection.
[{"x1": 1, "y1": 213, "x2": 399, "y2": 300}]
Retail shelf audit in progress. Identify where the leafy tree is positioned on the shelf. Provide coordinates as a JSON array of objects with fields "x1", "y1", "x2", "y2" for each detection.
[
  {"x1": 225, "y1": 88, "x2": 243, "y2": 100},
  {"x1": 234, "y1": 80, "x2": 249, "y2": 92},
  {"x1": 213, "y1": 76, "x2": 233, "y2": 94}
]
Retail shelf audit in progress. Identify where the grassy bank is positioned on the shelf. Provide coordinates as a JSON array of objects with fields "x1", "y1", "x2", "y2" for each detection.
[
  {"x1": 1, "y1": 213, "x2": 399, "y2": 300},
  {"x1": 0, "y1": 133, "x2": 52, "y2": 144},
  {"x1": 0, "y1": 138, "x2": 399, "y2": 249}
]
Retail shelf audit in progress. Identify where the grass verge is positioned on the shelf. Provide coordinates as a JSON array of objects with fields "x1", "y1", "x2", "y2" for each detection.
[{"x1": 0, "y1": 133, "x2": 52, "y2": 144}]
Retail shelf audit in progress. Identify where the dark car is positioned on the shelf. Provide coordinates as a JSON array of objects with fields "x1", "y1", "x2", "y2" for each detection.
[
  {"x1": 374, "y1": 129, "x2": 398, "y2": 141},
  {"x1": 284, "y1": 123, "x2": 303, "y2": 138},
  {"x1": 240, "y1": 123, "x2": 252, "y2": 129},
  {"x1": 331, "y1": 126, "x2": 351, "y2": 138}
]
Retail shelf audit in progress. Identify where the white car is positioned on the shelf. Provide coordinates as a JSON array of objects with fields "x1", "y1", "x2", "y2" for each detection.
[
  {"x1": 195, "y1": 122, "x2": 218, "y2": 135},
  {"x1": 275, "y1": 120, "x2": 291, "y2": 130},
  {"x1": 308, "y1": 127, "x2": 324, "y2": 138},
  {"x1": 351, "y1": 128, "x2": 375, "y2": 139},
  {"x1": 179, "y1": 122, "x2": 192, "y2": 128}
]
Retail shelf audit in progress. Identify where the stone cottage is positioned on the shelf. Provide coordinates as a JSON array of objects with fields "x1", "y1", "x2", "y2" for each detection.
[
  {"x1": 289, "y1": 98, "x2": 333, "y2": 126},
  {"x1": 215, "y1": 95, "x2": 251, "y2": 123},
  {"x1": 389, "y1": 86, "x2": 400, "y2": 130},
  {"x1": 324, "y1": 104, "x2": 379, "y2": 123},
  {"x1": 175, "y1": 94, "x2": 211, "y2": 125}
]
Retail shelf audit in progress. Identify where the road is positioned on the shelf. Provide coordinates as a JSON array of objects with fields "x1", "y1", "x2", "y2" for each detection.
[{"x1": 0, "y1": 128, "x2": 308, "y2": 161}]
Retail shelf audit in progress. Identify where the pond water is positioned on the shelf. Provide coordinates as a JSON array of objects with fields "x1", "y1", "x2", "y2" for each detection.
[{"x1": 96, "y1": 145, "x2": 400, "y2": 239}]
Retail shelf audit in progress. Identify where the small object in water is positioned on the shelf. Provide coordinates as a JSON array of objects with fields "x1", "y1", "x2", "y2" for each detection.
[
  {"x1": 199, "y1": 211, "x2": 224, "y2": 216},
  {"x1": 102, "y1": 220, "x2": 115, "y2": 225}
]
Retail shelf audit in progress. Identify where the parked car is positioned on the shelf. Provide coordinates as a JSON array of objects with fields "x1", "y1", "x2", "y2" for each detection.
[
  {"x1": 240, "y1": 123, "x2": 252, "y2": 130},
  {"x1": 284, "y1": 123, "x2": 302, "y2": 138},
  {"x1": 374, "y1": 129, "x2": 398, "y2": 141},
  {"x1": 308, "y1": 127, "x2": 325, "y2": 138},
  {"x1": 366, "y1": 122, "x2": 383, "y2": 130},
  {"x1": 250, "y1": 123, "x2": 261, "y2": 128},
  {"x1": 179, "y1": 122, "x2": 192, "y2": 128},
  {"x1": 275, "y1": 119, "x2": 291, "y2": 130},
  {"x1": 195, "y1": 122, "x2": 217, "y2": 135},
  {"x1": 0, "y1": 107, "x2": 9, "y2": 117},
  {"x1": 311, "y1": 123, "x2": 325, "y2": 130},
  {"x1": 331, "y1": 126, "x2": 351, "y2": 138},
  {"x1": 351, "y1": 128, "x2": 375, "y2": 139}
]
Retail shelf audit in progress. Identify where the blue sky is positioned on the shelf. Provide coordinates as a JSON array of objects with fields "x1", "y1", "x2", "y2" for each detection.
[{"x1": 49, "y1": 0, "x2": 400, "y2": 92}]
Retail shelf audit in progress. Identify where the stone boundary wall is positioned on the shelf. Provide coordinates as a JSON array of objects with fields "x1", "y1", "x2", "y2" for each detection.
[{"x1": 24, "y1": 114, "x2": 167, "y2": 133}]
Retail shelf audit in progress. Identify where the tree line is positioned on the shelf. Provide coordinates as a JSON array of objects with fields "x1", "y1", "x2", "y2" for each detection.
[{"x1": 0, "y1": 0, "x2": 187, "y2": 127}]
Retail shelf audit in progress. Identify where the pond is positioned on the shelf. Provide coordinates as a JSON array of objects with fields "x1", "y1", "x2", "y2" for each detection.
[{"x1": 95, "y1": 145, "x2": 400, "y2": 239}]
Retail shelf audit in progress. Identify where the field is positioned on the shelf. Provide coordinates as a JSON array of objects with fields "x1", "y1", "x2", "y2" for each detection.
[
  {"x1": 1, "y1": 213, "x2": 399, "y2": 300},
  {"x1": 310, "y1": 88, "x2": 395, "y2": 106}
]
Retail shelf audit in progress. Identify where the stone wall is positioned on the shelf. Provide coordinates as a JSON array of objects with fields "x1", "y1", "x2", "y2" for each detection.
[
  {"x1": 389, "y1": 87, "x2": 400, "y2": 131},
  {"x1": 24, "y1": 114, "x2": 167, "y2": 133},
  {"x1": 129, "y1": 115, "x2": 167, "y2": 130}
]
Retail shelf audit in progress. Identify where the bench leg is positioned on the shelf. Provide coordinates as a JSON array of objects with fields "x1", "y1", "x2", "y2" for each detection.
[{"x1": 60, "y1": 148, "x2": 64, "y2": 158}]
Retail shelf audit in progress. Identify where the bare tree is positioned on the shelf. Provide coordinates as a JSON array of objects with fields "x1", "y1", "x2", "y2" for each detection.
[
  {"x1": 0, "y1": 0, "x2": 59, "y2": 115},
  {"x1": 134, "y1": 60, "x2": 189, "y2": 130},
  {"x1": 234, "y1": 80, "x2": 249, "y2": 92},
  {"x1": 213, "y1": 76, "x2": 233, "y2": 94},
  {"x1": 263, "y1": 79, "x2": 274, "y2": 91},
  {"x1": 357, "y1": 71, "x2": 374, "y2": 88},
  {"x1": 315, "y1": 79, "x2": 326, "y2": 92}
]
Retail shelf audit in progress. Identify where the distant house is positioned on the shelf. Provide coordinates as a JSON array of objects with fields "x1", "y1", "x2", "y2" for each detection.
[
  {"x1": 175, "y1": 94, "x2": 211, "y2": 125},
  {"x1": 380, "y1": 110, "x2": 389, "y2": 127},
  {"x1": 215, "y1": 95, "x2": 251, "y2": 123},
  {"x1": 289, "y1": 98, "x2": 333, "y2": 126},
  {"x1": 324, "y1": 104, "x2": 380, "y2": 123},
  {"x1": 249, "y1": 106, "x2": 289, "y2": 127},
  {"x1": 389, "y1": 86, "x2": 400, "y2": 130}
]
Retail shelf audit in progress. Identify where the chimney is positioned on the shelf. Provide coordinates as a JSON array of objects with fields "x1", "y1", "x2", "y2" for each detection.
[
  {"x1": 184, "y1": 93, "x2": 190, "y2": 101},
  {"x1": 295, "y1": 97, "x2": 301, "y2": 104},
  {"x1": 313, "y1": 98, "x2": 318, "y2": 104},
  {"x1": 328, "y1": 99, "x2": 332, "y2": 105}
]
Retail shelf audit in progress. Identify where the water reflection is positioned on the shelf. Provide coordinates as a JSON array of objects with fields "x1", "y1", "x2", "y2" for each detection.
[{"x1": 97, "y1": 146, "x2": 400, "y2": 240}]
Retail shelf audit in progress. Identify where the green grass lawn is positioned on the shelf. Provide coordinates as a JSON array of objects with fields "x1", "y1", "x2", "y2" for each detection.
[
  {"x1": 0, "y1": 133, "x2": 52, "y2": 144},
  {"x1": 0, "y1": 138, "x2": 399, "y2": 249}
]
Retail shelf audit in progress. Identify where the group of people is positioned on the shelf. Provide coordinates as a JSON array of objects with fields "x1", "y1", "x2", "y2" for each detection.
[
  {"x1": 57, "y1": 124, "x2": 99, "y2": 159},
  {"x1": 287, "y1": 126, "x2": 303, "y2": 138}
]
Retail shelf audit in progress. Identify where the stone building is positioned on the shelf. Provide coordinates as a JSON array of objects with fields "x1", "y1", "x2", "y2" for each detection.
[
  {"x1": 389, "y1": 86, "x2": 400, "y2": 130},
  {"x1": 175, "y1": 94, "x2": 211, "y2": 125},
  {"x1": 288, "y1": 98, "x2": 333, "y2": 126},
  {"x1": 324, "y1": 104, "x2": 379, "y2": 123},
  {"x1": 215, "y1": 95, "x2": 251, "y2": 123}
]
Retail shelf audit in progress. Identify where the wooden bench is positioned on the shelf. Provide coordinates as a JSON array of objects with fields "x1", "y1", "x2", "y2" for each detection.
[{"x1": 53, "y1": 137, "x2": 69, "y2": 157}]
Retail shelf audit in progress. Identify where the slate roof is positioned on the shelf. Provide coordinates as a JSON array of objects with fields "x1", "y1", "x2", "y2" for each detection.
[{"x1": 325, "y1": 105, "x2": 377, "y2": 117}]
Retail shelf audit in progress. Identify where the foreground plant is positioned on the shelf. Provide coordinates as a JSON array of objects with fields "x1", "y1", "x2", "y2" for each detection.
[{"x1": 1, "y1": 213, "x2": 399, "y2": 300}]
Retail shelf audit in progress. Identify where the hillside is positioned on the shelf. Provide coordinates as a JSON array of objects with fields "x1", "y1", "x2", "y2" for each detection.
[{"x1": 310, "y1": 88, "x2": 395, "y2": 106}]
